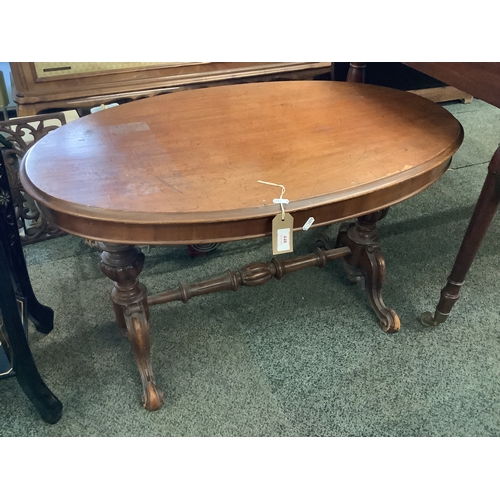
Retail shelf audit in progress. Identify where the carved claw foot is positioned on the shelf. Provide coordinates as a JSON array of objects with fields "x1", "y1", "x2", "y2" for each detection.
[
  {"x1": 99, "y1": 243, "x2": 165, "y2": 411},
  {"x1": 336, "y1": 210, "x2": 400, "y2": 333},
  {"x1": 362, "y1": 244, "x2": 401, "y2": 333},
  {"x1": 142, "y1": 380, "x2": 165, "y2": 411}
]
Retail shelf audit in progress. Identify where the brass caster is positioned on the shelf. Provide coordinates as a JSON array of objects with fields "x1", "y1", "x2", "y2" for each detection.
[{"x1": 420, "y1": 310, "x2": 449, "y2": 327}]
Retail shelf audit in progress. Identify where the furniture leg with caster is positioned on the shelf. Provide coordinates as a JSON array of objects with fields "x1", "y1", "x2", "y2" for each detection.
[{"x1": 421, "y1": 146, "x2": 500, "y2": 327}]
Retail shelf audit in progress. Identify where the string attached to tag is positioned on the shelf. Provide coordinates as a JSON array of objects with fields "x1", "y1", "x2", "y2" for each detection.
[
  {"x1": 258, "y1": 180, "x2": 294, "y2": 254},
  {"x1": 257, "y1": 180, "x2": 289, "y2": 221}
]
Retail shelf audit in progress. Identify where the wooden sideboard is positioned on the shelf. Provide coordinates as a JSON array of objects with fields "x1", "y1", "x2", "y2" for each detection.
[{"x1": 9, "y1": 62, "x2": 331, "y2": 116}]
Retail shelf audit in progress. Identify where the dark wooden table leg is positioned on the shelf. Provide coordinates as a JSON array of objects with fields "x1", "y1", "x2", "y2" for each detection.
[
  {"x1": 336, "y1": 209, "x2": 401, "y2": 333},
  {"x1": 347, "y1": 63, "x2": 367, "y2": 83},
  {"x1": 422, "y1": 146, "x2": 500, "y2": 326},
  {"x1": 99, "y1": 243, "x2": 164, "y2": 411}
]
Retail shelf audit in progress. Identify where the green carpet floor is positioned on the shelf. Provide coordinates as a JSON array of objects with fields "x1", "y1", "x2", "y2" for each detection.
[{"x1": 1, "y1": 98, "x2": 499, "y2": 436}]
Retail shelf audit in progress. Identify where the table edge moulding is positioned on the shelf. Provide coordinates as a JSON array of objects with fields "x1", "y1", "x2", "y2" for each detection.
[{"x1": 20, "y1": 80, "x2": 463, "y2": 411}]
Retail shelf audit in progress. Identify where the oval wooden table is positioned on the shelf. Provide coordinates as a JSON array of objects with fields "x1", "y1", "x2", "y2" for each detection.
[{"x1": 20, "y1": 81, "x2": 463, "y2": 411}]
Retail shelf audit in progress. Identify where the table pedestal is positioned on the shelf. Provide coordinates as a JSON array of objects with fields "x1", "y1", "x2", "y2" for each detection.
[
  {"x1": 99, "y1": 243, "x2": 164, "y2": 411},
  {"x1": 98, "y1": 212, "x2": 398, "y2": 410}
]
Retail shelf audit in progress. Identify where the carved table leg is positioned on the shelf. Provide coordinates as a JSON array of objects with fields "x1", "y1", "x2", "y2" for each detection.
[
  {"x1": 421, "y1": 146, "x2": 500, "y2": 326},
  {"x1": 336, "y1": 209, "x2": 401, "y2": 333},
  {"x1": 99, "y1": 243, "x2": 164, "y2": 411}
]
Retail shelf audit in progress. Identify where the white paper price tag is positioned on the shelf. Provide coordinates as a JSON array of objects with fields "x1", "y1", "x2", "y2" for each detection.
[{"x1": 277, "y1": 227, "x2": 291, "y2": 252}]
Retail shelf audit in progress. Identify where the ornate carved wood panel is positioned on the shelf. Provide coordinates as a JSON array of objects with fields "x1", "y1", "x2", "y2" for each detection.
[{"x1": 0, "y1": 113, "x2": 67, "y2": 244}]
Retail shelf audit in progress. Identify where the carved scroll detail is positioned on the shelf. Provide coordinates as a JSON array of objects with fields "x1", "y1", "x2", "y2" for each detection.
[
  {"x1": 0, "y1": 113, "x2": 68, "y2": 245},
  {"x1": 335, "y1": 210, "x2": 401, "y2": 333}
]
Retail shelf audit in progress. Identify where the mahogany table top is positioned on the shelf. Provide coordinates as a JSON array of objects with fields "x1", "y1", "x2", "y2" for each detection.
[{"x1": 20, "y1": 81, "x2": 463, "y2": 244}]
